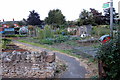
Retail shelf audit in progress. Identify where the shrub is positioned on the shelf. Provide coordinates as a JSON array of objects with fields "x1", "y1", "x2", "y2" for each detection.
[
  {"x1": 54, "y1": 35, "x2": 69, "y2": 43},
  {"x1": 54, "y1": 29, "x2": 68, "y2": 35},
  {"x1": 39, "y1": 35, "x2": 70, "y2": 45},
  {"x1": 5, "y1": 35, "x2": 27, "y2": 37},
  {"x1": 44, "y1": 25, "x2": 54, "y2": 38},
  {"x1": 2, "y1": 38, "x2": 11, "y2": 49},
  {"x1": 38, "y1": 25, "x2": 54, "y2": 39},
  {"x1": 54, "y1": 29, "x2": 60, "y2": 34},
  {"x1": 68, "y1": 30, "x2": 76, "y2": 35},
  {"x1": 38, "y1": 29, "x2": 45, "y2": 39},
  {"x1": 92, "y1": 26, "x2": 110, "y2": 36},
  {"x1": 97, "y1": 36, "x2": 120, "y2": 79}
]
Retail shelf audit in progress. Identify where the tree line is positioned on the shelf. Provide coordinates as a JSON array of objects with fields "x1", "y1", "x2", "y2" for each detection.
[{"x1": 22, "y1": 8, "x2": 118, "y2": 28}]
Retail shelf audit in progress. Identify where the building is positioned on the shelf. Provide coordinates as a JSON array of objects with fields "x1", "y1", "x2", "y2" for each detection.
[{"x1": 76, "y1": 25, "x2": 93, "y2": 36}]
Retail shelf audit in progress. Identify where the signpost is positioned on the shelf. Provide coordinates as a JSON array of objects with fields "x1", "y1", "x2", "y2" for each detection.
[
  {"x1": 110, "y1": 0, "x2": 113, "y2": 38},
  {"x1": 103, "y1": 0, "x2": 113, "y2": 38},
  {"x1": 103, "y1": 2, "x2": 110, "y2": 8},
  {"x1": 98, "y1": 0, "x2": 114, "y2": 78}
]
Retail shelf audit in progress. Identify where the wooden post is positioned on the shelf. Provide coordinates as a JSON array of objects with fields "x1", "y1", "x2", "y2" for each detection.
[{"x1": 98, "y1": 60, "x2": 107, "y2": 78}]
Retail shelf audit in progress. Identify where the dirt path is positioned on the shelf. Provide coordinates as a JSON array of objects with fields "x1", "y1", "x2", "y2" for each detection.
[{"x1": 12, "y1": 40, "x2": 98, "y2": 78}]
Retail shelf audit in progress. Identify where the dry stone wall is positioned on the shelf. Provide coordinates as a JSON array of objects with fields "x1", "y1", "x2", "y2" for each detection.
[{"x1": 1, "y1": 50, "x2": 56, "y2": 78}]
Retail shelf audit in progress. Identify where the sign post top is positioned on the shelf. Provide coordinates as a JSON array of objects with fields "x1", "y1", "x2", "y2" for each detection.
[{"x1": 103, "y1": 2, "x2": 110, "y2": 9}]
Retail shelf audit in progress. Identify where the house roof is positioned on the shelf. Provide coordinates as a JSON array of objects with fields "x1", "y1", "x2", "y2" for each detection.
[{"x1": 1, "y1": 21, "x2": 19, "y2": 24}]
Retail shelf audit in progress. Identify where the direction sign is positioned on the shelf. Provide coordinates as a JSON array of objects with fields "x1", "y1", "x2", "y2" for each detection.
[{"x1": 103, "y1": 2, "x2": 110, "y2": 8}]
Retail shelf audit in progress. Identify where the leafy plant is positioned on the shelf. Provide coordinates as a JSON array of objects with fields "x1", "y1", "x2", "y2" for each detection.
[
  {"x1": 2, "y1": 38, "x2": 11, "y2": 49},
  {"x1": 5, "y1": 34, "x2": 27, "y2": 37},
  {"x1": 97, "y1": 35, "x2": 120, "y2": 79},
  {"x1": 38, "y1": 25, "x2": 53, "y2": 39},
  {"x1": 91, "y1": 25, "x2": 110, "y2": 37},
  {"x1": 44, "y1": 25, "x2": 54, "y2": 38},
  {"x1": 54, "y1": 35, "x2": 69, "y2": 43},
  {"x1": 38, "y1": 29, "x2": 45, "y2": 39},
  {"x1": 54, "y1": 29, "x2": 68, "y2": 35}
]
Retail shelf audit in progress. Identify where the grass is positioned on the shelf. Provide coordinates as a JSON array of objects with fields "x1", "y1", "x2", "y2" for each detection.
[
  {"x1": 8, "y1": 36, "x2": 98, "y2": 64},
  {"x1": 64, "y1": 40, "x2": 80, "y2": 47},
  {"x1": 17, "y1": 39, "x2": 82, "y2": 59},
  {"x1": 17, "y1": 39, "x2": 98, "y2": 63},
  {"x1": 91, "y1": 26, "x2": 110, "y2": 37},
  {"x1": 17, "y1": 38, "x2": 99, "y2": 64}
]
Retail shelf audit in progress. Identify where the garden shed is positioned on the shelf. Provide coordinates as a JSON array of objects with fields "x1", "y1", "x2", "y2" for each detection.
[{"x1": 76, "y1": 25, "x2": 93, "y2": 36}]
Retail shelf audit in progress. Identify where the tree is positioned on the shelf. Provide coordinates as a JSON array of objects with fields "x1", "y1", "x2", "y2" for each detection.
[
  {"x1": 90, "y1": 8, "x2": 105, "y2": 25},
  {"x1": 17, "y1": 21, "x2": 26, "y2": 26},
  {"x1": 104, "y1": 8, "x2": 118, "y2": 24},
  {"x1": 27, "y1": 10, "x2": 42, "y2": 26},
  {"x1": 45, "y1": 9, "x2": 66, "y2": 28},
  {"x1": 77, "y1": 9, "x2": 94, "y2": 26}
]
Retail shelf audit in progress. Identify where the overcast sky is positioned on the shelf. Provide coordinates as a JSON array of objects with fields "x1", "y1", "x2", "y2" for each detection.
[{"x1": 0, "y1": 0, "x2": 119, "y2": 21}]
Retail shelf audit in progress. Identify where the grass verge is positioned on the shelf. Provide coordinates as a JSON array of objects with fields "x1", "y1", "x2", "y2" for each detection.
[{"x1": 17, "y1": 39, "x2": 81, "y2": 59}]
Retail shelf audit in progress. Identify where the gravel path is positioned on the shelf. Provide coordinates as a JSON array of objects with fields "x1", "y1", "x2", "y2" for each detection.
[{"x1": 13, "y1": 40, "x2": 87, "y2": 78}]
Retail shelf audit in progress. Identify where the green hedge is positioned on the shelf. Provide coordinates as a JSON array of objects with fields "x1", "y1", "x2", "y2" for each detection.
[
  {"x1": 97, "y1": 36, "x2": 120, "y2": 79},
  {"x1": 5, "y1": 34, "x2": 27, "y2": 37}
]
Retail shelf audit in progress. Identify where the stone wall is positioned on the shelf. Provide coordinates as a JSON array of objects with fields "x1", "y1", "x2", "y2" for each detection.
[{"x1": 1, "y1": 50, "x2": 56, "y2": 78}]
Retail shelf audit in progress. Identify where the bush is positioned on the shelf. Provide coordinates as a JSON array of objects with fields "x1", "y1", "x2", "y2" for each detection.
[
  {"x1": 44, "y1": 25, "x2": 54, "y2": 38},
  {"x1": 54, "y1": 29, "x2": 68, "y2": 35},
  {"x1": 54, "y1": 35, "x2": 69, "y2": 43},
  {"x1": 39, "y1": 35, "x2": 70, "y2": 45},
  {"x1": 2, "y1": 38, "x2": 11, "y2": 49},
  {"x1": 92, "y1": 26, "x2": 110, "y2": 36},
  {"x1": 97, "y1": 36, "x2": 120, "y2": 79},
  {"x1": 38, "y1": 29, "x2": 45, "y2": 39},
  {"x1": 5, "y1": 35, "x2": 27, "y2": 37},
  {"x1": 38, "y1": 25, "x2": 54, "y2": 39}
]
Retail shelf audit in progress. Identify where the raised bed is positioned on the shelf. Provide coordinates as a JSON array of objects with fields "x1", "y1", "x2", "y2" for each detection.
[{"x1": 2, "y1": 44, "x2": 28, "y2": 52}]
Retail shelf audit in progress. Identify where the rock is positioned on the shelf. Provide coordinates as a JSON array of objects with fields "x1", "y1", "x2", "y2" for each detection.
[
  {"x1": 46, "y1": 52, "x2": 55, "y2": 63},
  {"x1": 31, "y1": 64, "x2": 40, "y2": 70},
  {"x1": 3, "y1": 57, "x2": 11, "y2": 62},
  {"x1": 21, "y1": 53, "x2": 27, "y2": 60},
  {"x1": 11, "y1": 54, "x2": 16, "y2": 61},
  {"x1": 2, "y1": 50, "x2": 56, "y2": 78},
  {"x1": 11, "y1": 51, "x2": 17, "y2": 55},
  {"x1": 1, "y1": 52, "x2": 9, "y2": 58}
]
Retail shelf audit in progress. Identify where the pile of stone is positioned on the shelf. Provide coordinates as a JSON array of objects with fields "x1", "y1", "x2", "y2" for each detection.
[{"x1": 1, "y1": 51, "x2": 56, "y2": 78}]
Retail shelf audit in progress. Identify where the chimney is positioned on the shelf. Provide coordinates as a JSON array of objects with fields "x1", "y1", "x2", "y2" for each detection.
[{"x1": 13, "y1": 18, "x2": 14, "y2": 21}]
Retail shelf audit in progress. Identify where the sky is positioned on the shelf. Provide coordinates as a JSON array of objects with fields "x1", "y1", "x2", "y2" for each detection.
[{"x1": 0, "y1": 0, "x2": 119, "y2": 21}]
